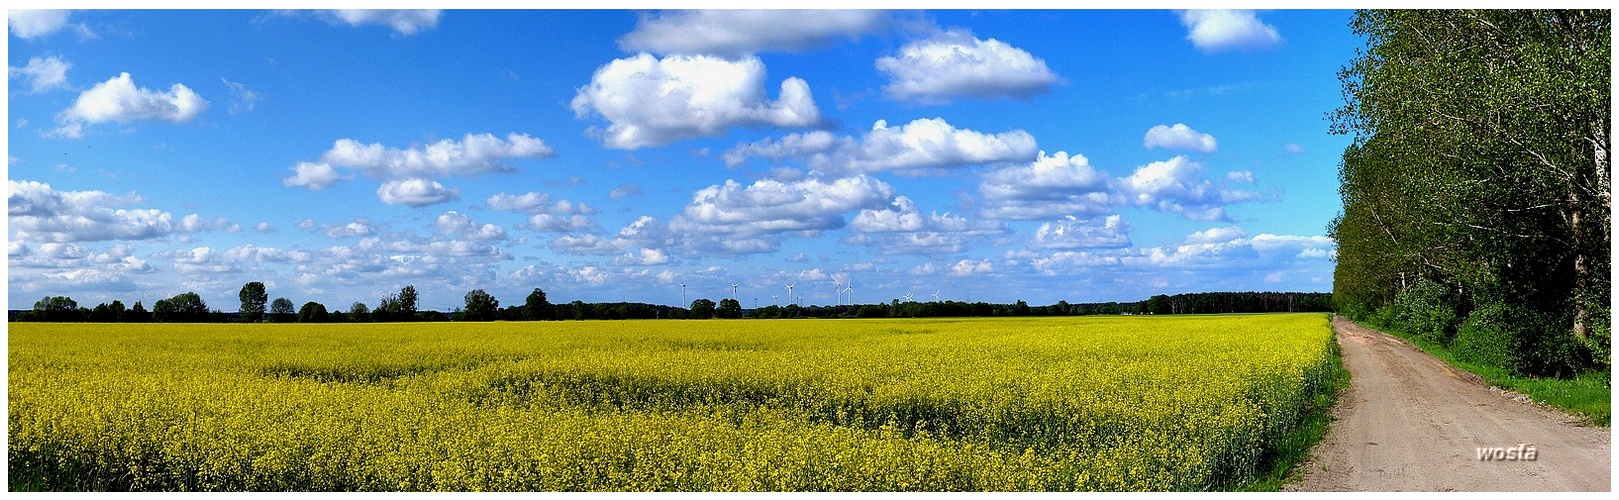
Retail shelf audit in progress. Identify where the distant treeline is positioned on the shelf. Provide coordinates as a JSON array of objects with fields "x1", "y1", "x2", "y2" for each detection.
[{"x1": 9, "y1": 287, "x2": 1330, "y2": 323}]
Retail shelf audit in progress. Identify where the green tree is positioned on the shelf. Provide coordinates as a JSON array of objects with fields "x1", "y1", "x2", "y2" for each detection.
[
  {"x1": 297, "y1": 302, "x2": 329, "y2": 323},
  {"x1": 525, "y1": 288, "x2": 553, "y2": 321},
  {"x1": 1144, "y1": 295, "x2": 1171, "y2": 315},
  {"x1": 88, "y1": 300, "x2": 126, "y2": 322},
  {"x1": 31, "y1": 296, "x2": 82, "y2": 322},
  {"x1": 348, "y1": 302, "x2": 371, "y2": 323},
  {"x1": 1332, "y1": 10, "x2": 1610, "y2": 373},
  {"x1": 269, "y1": 297, "x2": 296, "y2": 323},
  {"x1": 153, "y1": 292, "x2": 209, "y2": 323},
  {"x1": 398, "y1": 285, "x2": 418, "y2": 317},
  {"x1": 463, "y1": 289, "x2": 499, "y2": 321},
  {"x1": 689, "y1": 298, "x2": 716, "y2": 319},
  {"x1": 238, "y1": 281, "x2": 268, "y2": 322},
  {"x1": 716, "y1": 298, "x2": 742, "y2": 319},
  {"x1": 125, "y1": 301, "x2": 150, "y2": 323}
]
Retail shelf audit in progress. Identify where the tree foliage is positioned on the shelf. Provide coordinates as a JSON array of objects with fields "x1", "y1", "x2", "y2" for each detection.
[
  {"x1": 154, "y1": 292, "x2": 210, "y2": 323},
  {"x1": 525, "y1": 288, "x2": 553, "y2": 321},
  {"x1": 463, "y1": 289, "x2": 499, "y2": 321},
  {"x1": 269, "y1": 297, "x2": 296, "y2": 323},
  {"x1": 1330, "y1": 9, "x2": 1610, "y2": 375},
  {"x1": 30, "y1": 296, "x2": 82, "y2": 322},
  {"x1": 375, "y1": 285, "x2": 419, "y2": 322},
  {"x1": 298, "y1": 302, "x2": 330, "y2": 323},
  {"x1": 716, "y1": 298, "x2": 743, "y2": 319},
  {"x1": 689, "y1": 299, "x2": 716, "y2": 319},
  {"x1": 239, "y1": 282, "x2": 268, "y2": 323}
]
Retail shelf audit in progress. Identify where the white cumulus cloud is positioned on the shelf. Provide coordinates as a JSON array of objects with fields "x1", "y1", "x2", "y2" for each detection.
[
  {"x1": 981, "y1": 152, "x2": 1263, "y2": 222},
  {"x1": 1032, "y1": 215, "x2": 1132, "y2": 250},
  {"x1": 877, "y1": 29, "x2": 1060, "y2": 104},
  {"x1": 8, "y1": 9, "x2": 71, "y2": 39},
  {"x1": 1143, "y1": 123, "x2": 1217, "y2": 153},
  {"x1": 613, "y1": 248, "x2": 672, "y2": 266},
  {"x1": 523, "y1": 200, "x2": 599, "y2": 233},
  {"x1": 950, "y1": 258, "x2": 994, "y2": 277},
  {"x1": 485, "y1": 191, "x2": 600, "y2": 233},
  {"x1": 8, "y1": 56, "x2": 71, "y2": 93},
  {"x1": 846, "y1": 195, "x2": 1004, "y2": 254},
  {"x1": 486, "y1": 191, "x2": 554, "y2": 212},
  {"x1": 376, "y1": 178, "x2": 459, "y2": 207},
  {"x1": 8, "y1": 180, "x2": 233, "y2": 243},
  {"x1": 433, "y1": 211, "x2": 506, "y2": 242},
  {"x1": 313, "y1": 132, "x2": 554, "y2": 180},
  {"x1": 671, "y1": 174, "x2": 893, "y2": 254},
  {"x1": 979, "y1": 151, "x2": 1121, "y2": 220},
  {"x1": 1120, "y1": 156, "x2": 1263, "y2": 221},
  {"x1": 1178, "y1": 10, "x2": 1282, "y2": 53},
  {"x1": 282, "y1": 162, "x2": 347, "y2": 190},
  {"x1": 725, "y1": 117, "x2": 1037, "y2": 174},
  {"x1": 55, "y1": 72, "x2": 208, "y2": 137},
  {"x1": 619, "y1": 10, "x2": 888, "y2": 58},
  {"x1": 571, "y1": 54, "x2": 821, "y2": 149}
]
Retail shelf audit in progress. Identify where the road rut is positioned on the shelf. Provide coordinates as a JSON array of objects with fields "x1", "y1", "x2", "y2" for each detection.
[{"x1": 1286, "y1": 317, "x2": 1609, "y2": 491}]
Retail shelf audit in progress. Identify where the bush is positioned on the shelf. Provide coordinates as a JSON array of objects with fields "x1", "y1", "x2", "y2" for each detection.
[
  {"x1": 1337, "y1": 301, "x2": 1372, "y2": 322},
  {"x1": 1389, "y1": 278, "x2": 1460, "y2": 346},
  {"x1": 1455, "y1": 301, "x2": 1587, "y2": 378},
  {"x1": 1586, "y1": 310, "x2": 1610, "y2": 371},
  {"x1": 1453, "y1": 303, "x2": 1521, "y2": 370}
]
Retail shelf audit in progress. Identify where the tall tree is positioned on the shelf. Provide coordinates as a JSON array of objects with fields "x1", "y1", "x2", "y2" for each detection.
[
  {"x1": 525, "y1": 288, "x2": 553, "y2": 321},
  {"x1": 125, "y1": 301, "x2": 151, "y2": 323},
  {"x1": 716, "y1": 298, "x2": 742, "y2": 319},
  {"x1": 31, "y1": 296, "x2": 81, "y2": 322},
  {"x1": 463, "y1": 289, "x2": 499, "y2": 321},
  {"x1": 239, "y1": 281, "x2": 268, "y2": 322},
  {"x1": 398, "y1": 285, "x2": 418, "y2": 317},
  {"x1": 1332, "y1": 10, "x2": 1610, "y2": 372},
  {"x1": 154, "y1": 292, "x2": 210, "y2": 323},
  {"x1": 298, "y1": 302, "x2": 329, "y2": 323},
  {"x1": 270, "y1": 297, "x2": 296, "y2": 323},
  {"x1": 689, "y1": 299, "x2": 716, "y2": 319},
  {"x1": 348, "y1": 302, "x2": 371, "y2": 323}
]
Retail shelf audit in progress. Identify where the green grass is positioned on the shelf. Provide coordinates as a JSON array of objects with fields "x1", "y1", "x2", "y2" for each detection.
[{"x1": 1358, "y1": 319, "x2": 1610, "y2": 426}]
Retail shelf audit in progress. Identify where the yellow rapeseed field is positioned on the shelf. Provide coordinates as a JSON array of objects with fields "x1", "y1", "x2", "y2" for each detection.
[{"x1": 8, "y1": 313, "x2": 1337, "y2": 491}]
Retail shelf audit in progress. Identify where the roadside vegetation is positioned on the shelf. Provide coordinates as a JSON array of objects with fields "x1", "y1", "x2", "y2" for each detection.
[{"x1": 1328, "y1": 10, "x2": 1609, "y2": 413}]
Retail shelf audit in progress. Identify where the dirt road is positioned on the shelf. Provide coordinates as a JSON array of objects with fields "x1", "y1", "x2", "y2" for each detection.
[{"x1": 1286, "y1": 317, "x2": 1610, "y2": 491}]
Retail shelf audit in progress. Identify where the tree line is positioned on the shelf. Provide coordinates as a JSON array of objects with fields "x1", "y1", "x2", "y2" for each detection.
[
  {"x1": 11, "y1": 285, "x2": 1329, "y2": 323},
  {"x1": 1328, "y1": 10, "x2": 1609, "y2": 377}
]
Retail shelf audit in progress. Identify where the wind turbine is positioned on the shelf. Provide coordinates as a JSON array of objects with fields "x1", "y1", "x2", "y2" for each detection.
[
  {"x1": 833, "y1": 278, "x2": 842, "y2": 306},
  {"x1": 785, "y1": 282, "x2": 795, "y2": 307},
  {"x1": 844, "y1": 277, "x2": 854, "y2": 306},
  {"x1": 932, "y1": 290, "x2": 941, "y2": 302},
  {"x1": 904, "y1": 292, "x2": 914, "y2": 303},
  {"x1": 771, "y1": 294, "x2": 779, "y2": 307},
  {"x1": 731, "y1": 283, "x2": 738, "y2": 302},
  {"x1": 681, "y1": 282, "x2": 687, "y2": 307}
]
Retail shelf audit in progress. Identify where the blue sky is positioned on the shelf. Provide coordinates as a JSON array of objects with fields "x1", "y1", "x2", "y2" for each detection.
[{"x1": 6, "y1": 8, "x2": 1358, "y2": 311}]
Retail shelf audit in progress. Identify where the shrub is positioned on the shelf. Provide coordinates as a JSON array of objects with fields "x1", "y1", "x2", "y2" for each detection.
[
  {"x1": 1586, "y1": 309, "x2": 1610, "y2": 371},
  {"x1": 1455, "y1": 301, "x2": 1587, "y2": 378},
  {"x1": 1453, "y1": 303, "x2": 1522, "y2": 370},
  {"x1": 1389, "y1": 278, "x2": 1460, "y2": 346}
]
